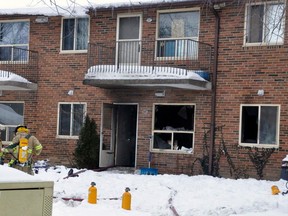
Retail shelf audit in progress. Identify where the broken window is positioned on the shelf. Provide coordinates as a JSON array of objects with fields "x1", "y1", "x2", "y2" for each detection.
[
  {"x1": 240, "y1": 105, "x2": 279, "y2": 146},
  {"x1": 152, "y1": 104, "x2": 195, "y2": 153}
]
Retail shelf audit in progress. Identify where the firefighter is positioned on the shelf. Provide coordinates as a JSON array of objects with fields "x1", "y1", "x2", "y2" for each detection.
[{"x1": 1, "y1": 125, "x2": 43, "y2": 175}]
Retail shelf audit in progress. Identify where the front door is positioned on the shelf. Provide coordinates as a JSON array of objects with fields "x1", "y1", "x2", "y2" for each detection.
[
  {"x1": 116, "y1": 15, "x2": 142, "y2": 66},
  {"x1": 99, "y1": 104, "x2": 115, "y2": 167},
  {"x1": 99, "y1": 104, "x2": 138, "y2": 168}
]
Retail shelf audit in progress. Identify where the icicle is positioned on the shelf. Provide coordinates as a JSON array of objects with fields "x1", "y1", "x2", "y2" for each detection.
[
  {"x1": 111, "y1": 7, "x2": 114, "y2": 18},
  {"x1": 94, "y1": 8, "x2": 97, "y2": 17}
]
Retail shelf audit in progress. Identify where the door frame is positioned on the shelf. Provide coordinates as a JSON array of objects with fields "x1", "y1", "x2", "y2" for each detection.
[{"x1": 99, "y1": 103, "x2": 139, "y2": 168}]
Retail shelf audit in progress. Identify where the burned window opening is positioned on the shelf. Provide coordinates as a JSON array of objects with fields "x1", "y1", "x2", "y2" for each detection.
[
  {"x1": 153, "y1": 104, "x2": 195, "y2": 153},
  {"x1": 240, "y1": 105, "x2": 279, "y2": 146}
]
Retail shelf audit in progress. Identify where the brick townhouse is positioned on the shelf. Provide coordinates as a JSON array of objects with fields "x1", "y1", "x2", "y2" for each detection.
[{"x1": 0, "y1": 0, "x2": 287, "y2": 180}]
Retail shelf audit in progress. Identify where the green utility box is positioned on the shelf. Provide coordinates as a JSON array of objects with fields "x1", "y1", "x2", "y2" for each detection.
[{"x1": 0, "y1": 181, "x2": 54, "y2": 216}]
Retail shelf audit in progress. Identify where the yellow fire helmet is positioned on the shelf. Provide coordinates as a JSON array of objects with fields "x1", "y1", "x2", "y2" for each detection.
[{"x1": 15, "y1": 125, "x2": 29, "y2": 133}]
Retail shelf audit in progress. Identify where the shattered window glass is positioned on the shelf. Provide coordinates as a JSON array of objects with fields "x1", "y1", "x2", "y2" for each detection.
[
  {"x1": 153, "y1": 104, "x2": 195, "y2": 153},
  {"x1": 240, "y1": 105, "x2": 279, "y2": 145}
]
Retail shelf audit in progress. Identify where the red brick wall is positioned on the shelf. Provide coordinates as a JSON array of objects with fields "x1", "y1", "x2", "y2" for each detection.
[
  {"x1": 1, "y1": 1, "x2": 286, "y2": 180},
  {"x1": 215, "y1": 2, "x2": 288, "y2": 180}
]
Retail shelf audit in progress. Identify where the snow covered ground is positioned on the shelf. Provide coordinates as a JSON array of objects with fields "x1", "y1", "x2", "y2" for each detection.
[{"x1": 1, "y1": 163, "x2": 288, "y2": 216}]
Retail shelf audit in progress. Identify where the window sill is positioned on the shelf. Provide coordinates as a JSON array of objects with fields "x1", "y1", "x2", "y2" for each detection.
[
  {"x1": 238, "y1": 143, "x2": 279, "y2": 149},
  {"x1": 151, "y1": 149, "x2": 193, "y2": 154},
  {"x1": 59, "y1": 50, "x2": 88, "y2": 54},
  {"x1": 56, "y1": 135, "x2": 79, "y2": 139},
  {"x1": 0, "y1": 60, "x2": 29, "y2": 64},
  {"x1": 242, "y1": 43, "x2": 283, "y2": 50}
]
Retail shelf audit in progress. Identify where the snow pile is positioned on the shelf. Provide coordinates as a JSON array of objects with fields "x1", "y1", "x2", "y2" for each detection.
[
  {"x1": 37, "y1": 163, "x2": 288, "y2": 216},
  {"x1": 1, "y1": 162, "x2": 288, "y2": 215},
  {"x1": 0, "y1": 70, "x2": 31, "y2": 83},
  {"x1": 0, "y1": 165, "x2": 41, "y2": 182},
  {"x1": 86, "y1": 65, "x2": 207, "y2": 81},
  {"x1": 0, "y1": 0, "x2": 194, "y2": 16}
]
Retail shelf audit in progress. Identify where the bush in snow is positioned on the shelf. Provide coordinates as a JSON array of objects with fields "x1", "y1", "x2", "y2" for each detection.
[{"x1": 73, "y1": 115, "x2": 100, "y2": 169}]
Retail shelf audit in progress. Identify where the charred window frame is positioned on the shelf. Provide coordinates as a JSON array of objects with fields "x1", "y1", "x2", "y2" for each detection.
[
  {"x1": 152, "y1": 104, "x2": 195, "y2": 153},
  {"x1": 244, "y1": 1, "x2": 285, "y2": 45},
  {"x1": 240, "y1": 105, "x2": 280, "y2": 147},
  {"x1": 57, "y1": 102, "x2": 86, "y2": 138}
]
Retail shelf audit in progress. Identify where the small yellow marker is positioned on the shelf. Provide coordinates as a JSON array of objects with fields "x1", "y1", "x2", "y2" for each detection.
[
  {"x1": 88, "y1": 182, "x2": 97, "y2": 204},
  {"x1": 271, "y1": 185, "x2": 280, "y2": 195},
  {"x1": 122, "y1": 187, "x2": 131, "y2": 210}
]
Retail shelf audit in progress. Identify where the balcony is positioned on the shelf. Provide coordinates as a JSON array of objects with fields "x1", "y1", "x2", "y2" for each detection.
[
  {"x1": 0, "y1": 47, "x2": 38, "y2": 91},
  {"x1": 83, "y1": 39, "x2": 213, "y2": 90}
]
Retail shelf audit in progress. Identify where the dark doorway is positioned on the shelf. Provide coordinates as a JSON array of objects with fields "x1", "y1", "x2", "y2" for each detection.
[{"x1": 115, "y1": 105, "x2": 137, "y2": 167}]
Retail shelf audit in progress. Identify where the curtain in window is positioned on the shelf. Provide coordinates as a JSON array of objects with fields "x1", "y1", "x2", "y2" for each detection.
[
  {"x1": 0, "y1": 22, "x2": 29, "y2": 45},
  {"x1": 59, "y1": 104, "x2": 85, "y2": 136},
  {"x1": 247, "y1": 5, "x2": 264, "y2": 43},
  {"x1": 158, "y1": 11, "x2": 199, "y2": 58},
  {"x1": 72, "y1": 104, "x2": 84, "y2": 136},
  {"x1": 76, "y1": 18, "x2": 88, "y2": 50},
  {"x1": 247, "y1": 3, "x2": 284, "y2": 44},
  {"x1": 0, "y1": 22, "x2": 29, "y2": 61},
  {"x1": 158, "y1": 11, "x2": 199, "y2": 39},
  {"x1": 260, "y1": 106, "x2": 277, "y2": 144},
  {"x1": 62, "y1": 19, "x2": 75, "y2": 50}
]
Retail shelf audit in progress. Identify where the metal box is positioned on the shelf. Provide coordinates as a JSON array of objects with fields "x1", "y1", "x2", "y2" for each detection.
[{"x1": 0, "y1": 181, "x2": 54, "y2": 216}]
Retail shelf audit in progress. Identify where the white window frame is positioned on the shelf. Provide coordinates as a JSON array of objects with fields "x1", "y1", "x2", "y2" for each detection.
[
  {"x1": 0, "y1": 101, "x2": 24, "y2": 144},
  {"x1": 151, "y1": 103, "x2": 195, "y2": 153},
  {"x1": 155, "y1": 8, "x2": 200, "y2": 60},
  {"x1": 0, "y1": 20, "x2": 30, "y2": 62},
  {"x1": 244, "y1": 1, "x2": 285, "y2": 46},
  {"x1": 239, "y1": 104, "x2": 280, "y2": 148},
  {"x1": 60, "y1": 16, "x2": 90, "y2": 53},
  {"x1": 57, "y1": 102, "x2": 87, "y2": 138}
]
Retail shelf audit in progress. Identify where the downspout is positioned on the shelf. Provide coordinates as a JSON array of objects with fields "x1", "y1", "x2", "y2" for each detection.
[{"x1": 209, "y1": 5, "x2": 221, "y2": 175}]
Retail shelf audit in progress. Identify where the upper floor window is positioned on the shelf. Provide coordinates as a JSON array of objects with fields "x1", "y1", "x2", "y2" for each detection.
[
  {"x1": 156, "y1": 9, "x2": 200, "y2": 59},
  {"x1": 245, "y1": 2, "x2": 285, "y2": 45},
  {"x1": 240, "y1": 105, "x2": 280, "y2": 147},
  {"x1": 0, "y1": 21, "x2": 29, "y2": 61},
  {"x1": 61, "y1": 17, "x2": 89, "y2": 52},
  {"x1": 0, "y1": 102, "x2": 24, "y2": 143},
  {"x1": 152, "y1": 104, "x2": 195, "y2": 153},
  {"x1": 57, "y1": 102, "x2": 86, "y2": 137}
]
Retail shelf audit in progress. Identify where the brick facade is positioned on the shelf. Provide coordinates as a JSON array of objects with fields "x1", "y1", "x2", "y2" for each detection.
[{"x1": 0, "y1": 0, "x2": 287, "y2": 180}]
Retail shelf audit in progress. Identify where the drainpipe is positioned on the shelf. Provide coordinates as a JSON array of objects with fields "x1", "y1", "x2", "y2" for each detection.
[{"x1": 209, "y1": 4, "x2": 221, "y2": 175}]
